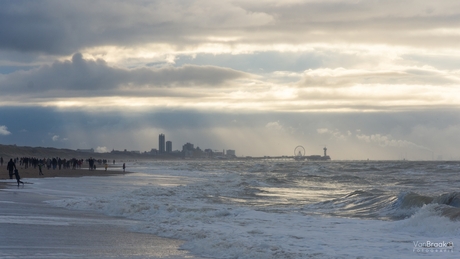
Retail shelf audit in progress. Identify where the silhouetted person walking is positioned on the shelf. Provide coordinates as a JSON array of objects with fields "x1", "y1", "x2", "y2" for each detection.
[
  {"x1": 13, "y1": 169, "x2": 24, "y2": 186},
  {"x1": 7, "y1": 159, "x2": 16, "y2": 179},
  {"x1": 38, "y1": 163, "x2": 44, "y2": 176}
]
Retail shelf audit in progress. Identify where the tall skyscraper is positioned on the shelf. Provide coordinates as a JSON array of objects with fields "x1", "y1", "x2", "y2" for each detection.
[
  {"x1": 159, "y1": 134, "x2": 165, "y2": 153},
  {"x1": 166, "y1": 141, "x2": 172, "y2": 153}
]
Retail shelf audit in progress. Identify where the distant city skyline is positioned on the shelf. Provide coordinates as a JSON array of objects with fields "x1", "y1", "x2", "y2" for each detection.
[{"x1": 153, "y1": 133, "x2": 235, "y2": 158}]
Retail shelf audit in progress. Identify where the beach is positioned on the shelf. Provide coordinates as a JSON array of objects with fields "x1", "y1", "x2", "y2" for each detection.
[
  {"x1": 0, "y1": 160, "x2": 203, "y2": 259},
  {"x1": 0, "y1": 162, "x2": 128, "y2": 190},
  {"x1": 2, "y1": 155, "x2": 460, "y2": 258},
  {"x1": 1, "y1": 163, "x2": 128, "y2": 180}
]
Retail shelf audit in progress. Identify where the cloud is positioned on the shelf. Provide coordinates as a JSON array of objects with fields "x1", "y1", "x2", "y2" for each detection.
[
  {"x1": 298, "y1": 67, "x2": 459, "y2": 88},
  {"x1": 317, "y1": 127, "x2": 432, "y2": 152},
  {"x1": 241, "y1": 0, "x2": 460, "y2": 48},
  {"x1": 289, "y1": 65, "x2": 460, "y2": 112},
  {"x1": 1, "y1": 1, "x2": 460, "y2": 114},
  {"x1": 0, "y1": 53, "x2": 251, "y2": 97},
  {"x1": 96, "y1": 146, "x2": 108, "y2": 153},
  {"x1": 0, "y1": 125, "x2": 11, "y2": 135},
  {"x1": 265, "y1": 121, "x2": 284, "y2": 131},
  {"x1": 52, "y1": 135, "x2": 59, "y2": 141},
  {"x1": 0, "y1": 0, "x2": 273, "y2": 55},
  {"x1": 1, "y1": 0, "x2": 460, "y2": 60},
  {"x1": 317, "y1": 128, "x2": 330, "y2": 134},
  {"x1": 356, "y1": 133, "x2": 432, "y2": 151},
  {"x1": 317, "y1": 128, "x2": 349, "y2": 140}
]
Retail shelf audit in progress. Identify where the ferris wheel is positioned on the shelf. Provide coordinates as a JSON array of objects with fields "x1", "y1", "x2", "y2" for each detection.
[{"x1": 294, "y1": 145, "x2": 305, "y2": 158}]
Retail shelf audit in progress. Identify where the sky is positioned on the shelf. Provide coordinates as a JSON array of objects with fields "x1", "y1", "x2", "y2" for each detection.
[{"x1": 1, "y1": 0, "x2": 460, "y2": 160}]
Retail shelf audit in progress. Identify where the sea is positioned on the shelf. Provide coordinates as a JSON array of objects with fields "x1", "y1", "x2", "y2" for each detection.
[{"x1": 5, "y1": 160, "x2": 460, "y2": 258}]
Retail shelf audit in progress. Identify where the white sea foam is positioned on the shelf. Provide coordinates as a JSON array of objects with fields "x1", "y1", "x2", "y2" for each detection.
[
  {"x1": 0, "y1": 215, "x2": 71, "y2": 225},
  {"x1": 395, "y1": 204, "x2": 460, "y2": 237}
]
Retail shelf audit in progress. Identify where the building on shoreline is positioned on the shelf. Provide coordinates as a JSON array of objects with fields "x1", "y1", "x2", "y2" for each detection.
[
  {"x1": 159, "y1": 134, "x2": 165, "y2": 153},
  {"x1": 166, "y1": 141, "x2": 172, "y2": 153}
]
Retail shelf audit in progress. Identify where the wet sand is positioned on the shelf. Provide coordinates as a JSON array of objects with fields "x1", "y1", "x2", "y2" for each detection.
[
  {"x1": 0, "y1": 163, "x2": 203, "y2": 259},
  {"x1": 0, "y1": 190, "x2": 200, "y2": 259}
]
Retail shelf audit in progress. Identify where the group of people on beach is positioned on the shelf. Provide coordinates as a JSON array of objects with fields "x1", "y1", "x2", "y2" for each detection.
[
  {"x1": 4, "y1": 156, "x2": 127, "y2": 187},
  {"x1": 19, "y1": 157, "x2": 85, "y2": 170}
]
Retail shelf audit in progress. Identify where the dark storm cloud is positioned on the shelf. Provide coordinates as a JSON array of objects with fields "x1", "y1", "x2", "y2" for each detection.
[
  {"x1": 0, "y1": 53, "x2": 250, "y2": 97},
  {"x1": 0, "y1": 1, "x2": 89, "y2": 55},
  {"x1": 0, "y1": 1, "x2": 189, "y2": 55},
  {"x1": 2, "y1": 0, "x2": 459, "y2": 58},
  {"x1": 0, "y1": 1, "x2": 150, "y2": 54},
  {"x1": 0, "y1": 0, "x2": 272, "y2": 55}
]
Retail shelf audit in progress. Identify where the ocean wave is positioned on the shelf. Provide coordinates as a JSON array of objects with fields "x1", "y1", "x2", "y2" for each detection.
[
  {"x1": 388, "y1": 191, "x2": 460, "y2": 218},
  {"x1": 304, "y1": 189, "x2": 396, "y2": 219},
  {"x1": 386, "y1": 191, "x2": 460, "y2": 221},
  {"x1": 395, "y1": 203, "x2": 460, "y2": 236},
  {"x1": 304, "y1": 190, "x2": 460, "y2": 221}
]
